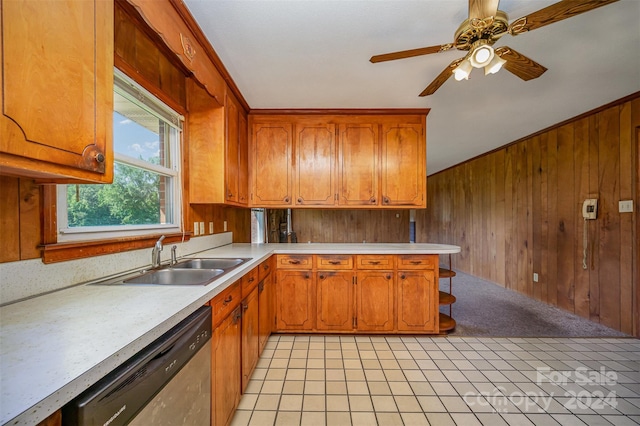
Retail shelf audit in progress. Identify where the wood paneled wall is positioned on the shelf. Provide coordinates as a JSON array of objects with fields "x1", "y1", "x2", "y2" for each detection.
[
  {"x1": 0, "y1": 177, "x2": 41, "y2": 262},
  {"x1": 417, "y1": 94, "x2": 640, "y2": 336},
  {"x1": 292, "y1": 210, "x2": 409, "y2": 243}
]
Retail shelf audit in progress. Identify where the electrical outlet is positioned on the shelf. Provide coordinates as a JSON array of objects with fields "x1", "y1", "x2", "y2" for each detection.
[
  {"x1": 619, "y1": 200, "x2": 634, "y2": 213},
  {"x1": 533, "y1": 273, "x2": 539, "y2": 283},
  {"x1": 224, "y1": 221, "x2": 228, "y2": 232},
  {"x1": 193, "y1": 222, "x2": 199, "y2": 236},
  {"x1": 209, "y1": 222, "x2": 214, "y2": 234},
  {"x1": 199, "y1": 222, "x2": 205, "y2": 234}
]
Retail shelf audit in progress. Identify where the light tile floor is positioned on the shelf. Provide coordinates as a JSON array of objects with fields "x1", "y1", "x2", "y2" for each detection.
[{"x1": 231, "y1": 335, "x2": 640, "y2": 426}]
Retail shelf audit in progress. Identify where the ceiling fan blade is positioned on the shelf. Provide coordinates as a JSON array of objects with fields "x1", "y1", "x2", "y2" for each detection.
[
  {"x1": 419, "y1": 58, "x2": 464, "y2": 97},
  {"x1": 496, "y1": 47, "x2": 547, "y2": 81},
  {"x1": 468, "y1": 0, "x2": 500, "y2": 20},
  {"x1": 509, "y1": 0, "x2": 619, "y2": 34},
  {"x1": 370, "y1": 44, "x2": 451, "y2": 63}
]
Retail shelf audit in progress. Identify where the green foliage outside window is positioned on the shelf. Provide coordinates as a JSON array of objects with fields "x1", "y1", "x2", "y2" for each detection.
[{"x1": 67, "y1": 161, "x2": 163, "y2": 227}]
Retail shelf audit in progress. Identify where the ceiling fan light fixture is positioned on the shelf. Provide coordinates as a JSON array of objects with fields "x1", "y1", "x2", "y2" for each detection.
[
  {"x1": 484, "y1": 54, "x2": 506, "y2": 75},
  {"x1": 453, "y1": 59, "x2": 472, "y2": 81},
  {"x1": 469, "y1": 43, "x2": 494, "y2": 68}
]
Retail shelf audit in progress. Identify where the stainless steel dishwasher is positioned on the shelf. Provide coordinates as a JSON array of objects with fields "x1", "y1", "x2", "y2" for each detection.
[{"x1": 62, "y1": 306, "x2": 212, "y2": 426}]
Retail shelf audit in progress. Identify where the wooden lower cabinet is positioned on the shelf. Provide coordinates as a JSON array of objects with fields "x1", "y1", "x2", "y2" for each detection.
[
  {"x1": 241, "y1": 286, "x2": 259, "y2": 392},
  {"x1": 274, "y1": 254, "x2": 439, "y2": 334},
  {"x1": 258, "y1": 272, "x2": 273, "y2": 355},
  {"x1": 275, "y1": 270, "x2": 315, "y2": 330},
  {"x1": 356, "y1": 271, "x2": 395, "y2": 332},
  {"x1": 316, "y1": 271, "x2": 354, "y2": 331},
  {"x1": 397, "y1": 270, "x2": 438, "y2": 333},
  {"x1": 212, "y1": 306, "x2": 242, "y2": 426}
]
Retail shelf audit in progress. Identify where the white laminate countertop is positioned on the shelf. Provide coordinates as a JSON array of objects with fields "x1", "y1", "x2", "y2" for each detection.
[{"x1": 0, "y1": 242, "x2": 459, "y2": 425}]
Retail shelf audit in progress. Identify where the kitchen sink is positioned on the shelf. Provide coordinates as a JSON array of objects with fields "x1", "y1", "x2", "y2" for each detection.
[
  {"x1": 94, "y1": 257, "x2": 250, "y2": 286},
  {"x1": 123, "y1": 268, "x2": 225, "y2": 286},
  {"x1": 173, "y1": 258, "x2": 247, "y2": 270}
]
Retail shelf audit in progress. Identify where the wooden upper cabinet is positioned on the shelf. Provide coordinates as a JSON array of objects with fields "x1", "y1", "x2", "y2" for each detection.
[
  {"x1": 249, "y1": 112, "x2": 427, "y2": 209},
  {"x1": 0, "y1": 0, "x2": 114, "y2": 183},
  {"x1": 187, "y1": 78, "x2": 225, "y2": 204},
  {"x1": 187, "y1": 81, "x2": 248, "y2": 206},
  {"x1": 294, "y1": 122, "x2": 336, "y2": 206},
  {"x1": 251, "y1": 121, "x2": 293, "y2": 206},
  {"x1": 225, "y1": 93, "x2": 248, "y2": 206},
  {"x1": 238, "y1": 114, "x2": 249, "y2": 204},
  {"x1": 381, "y1": 123, "x2": 426, "y2": 207},
  {"x1": 338, "y1": 123, "x2": 379, "y2": 206},
  {"x1": 226, "y1": 96, "x2": 240, "y2": 203}
]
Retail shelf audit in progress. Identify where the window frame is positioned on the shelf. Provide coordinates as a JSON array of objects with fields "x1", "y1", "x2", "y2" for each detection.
[{"x1": 56, "y1": 69, "x2": 184, "y2": 243}]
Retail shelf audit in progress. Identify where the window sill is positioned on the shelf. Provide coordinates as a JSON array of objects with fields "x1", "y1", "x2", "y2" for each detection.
[{"x1": 41, "y1": 232, "x2": 191, "y2": 264}]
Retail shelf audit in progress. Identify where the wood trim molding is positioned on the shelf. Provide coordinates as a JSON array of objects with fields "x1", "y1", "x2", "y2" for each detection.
[
  {"x1": 41, "y1": 232, "x2": 191, "y2": 264},
  {"x1": 168, "y1": 0, "x2": 250, "y2": 113},
  {"x1": 250, "y1": 108, "x2": 431, "y2": 116},
  {"x1": 430, "y1": 91, "x2": 640, "y2": 177}
]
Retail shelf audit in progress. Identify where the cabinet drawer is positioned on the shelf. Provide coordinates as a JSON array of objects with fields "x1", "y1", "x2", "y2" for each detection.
[
  {"x1": 316, "y1": 255, "x2": 353, "y2": 270},
  {"x1": 277, "y1": 254, "x2": 313, "y2": 269},
  {"x1": 212, "y1": 280, "x2": 241, "y2": 326},
  {"x1": 258, "y1": 256, "x2": 274, "y2": 282},
  {"x1": 242, "y1": 267, "x2": 259, "y2": 298},
  {"x1": 397, "y1": 255, "x2": 436, "y2": 270},
  {"x1": 356, "y1": 255, "x2": 394, "y2": 270}
]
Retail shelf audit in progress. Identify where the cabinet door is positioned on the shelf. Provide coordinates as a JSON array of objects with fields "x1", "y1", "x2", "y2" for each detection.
[
  {"x1": 275, "y1": 270, "x2": 315, "y2": 330},
  {"x1": 251, "y1": 122, "x2": 292, "y2": 206},
  {"x1": 258, "y1": 273, "x2": 273, "y2": 355},
  {"x1": 212, "y1": 307, "x2": 241, "y2": 426},
  {"x1": 238, "y1": 113, "x2": 249, "y2": 204},
  {"x1": 316, "y1": 271, "x2": 354, "y2": 331},
  {"x1": 295, "y1": 122, "x2": 336, "y2": 206},
  {"x1": 380, "y1": 123, "x2": 425, "y2": 207},
  {"x1": 225, "y1": 95, "x2": 240, "y2": 204},
  {"x1": 338, "y1": 123, "x2": 379, "y2": 206},
  {"x1": 1, "y1": 0, "x2": 113, "y2": 183},
  {"x1": 397, "y1": 270, "x2": 438, "y2": 332},
  {"x1": 241, "y1": 287, "x2": 260, "y2": 392},
  {"x1": 356, "y1": 271, "x2": 395, "y2": 332}
]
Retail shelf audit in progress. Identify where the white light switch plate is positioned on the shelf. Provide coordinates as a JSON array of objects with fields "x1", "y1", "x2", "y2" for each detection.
[
  {"x1": 193, "y1": 222, "x2": 199, "y2": 236},
  {"x1": 619, "y1": 200, "x2": 633, "y2": 213},
  {"x1": 200, "y1": 222, "x2": 205, "y2": 234}
]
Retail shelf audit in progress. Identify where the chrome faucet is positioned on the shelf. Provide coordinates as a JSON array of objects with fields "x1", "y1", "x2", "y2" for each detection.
[
  {"x1": 170, "y1": 245, "x2": 178, "y2": 266},
  {"x1": 151, "y1": 235, "x2": 166, "y2": 268}
]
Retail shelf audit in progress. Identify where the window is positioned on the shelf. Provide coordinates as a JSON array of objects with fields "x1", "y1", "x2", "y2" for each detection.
[{"x1": 57, "y1": 70, "x2": 183, "y2": 242}]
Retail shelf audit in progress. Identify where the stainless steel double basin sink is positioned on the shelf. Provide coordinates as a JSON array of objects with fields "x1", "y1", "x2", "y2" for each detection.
[{"x1": 97, "y1": 258, "x2": 249, "y2": 286}]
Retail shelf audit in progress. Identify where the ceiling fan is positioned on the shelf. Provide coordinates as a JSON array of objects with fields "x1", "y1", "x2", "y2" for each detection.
[{"x1": 370, "y1": 0, "x2": 619, "y2": 96}]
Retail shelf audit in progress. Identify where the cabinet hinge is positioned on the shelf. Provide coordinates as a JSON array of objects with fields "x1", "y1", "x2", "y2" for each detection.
[
  {"x1": 353, "y1": 316, "x2": 357, "y2": 328},
  {"x1": 352, "y1": 276, "x2": 357, "y2": 285}
]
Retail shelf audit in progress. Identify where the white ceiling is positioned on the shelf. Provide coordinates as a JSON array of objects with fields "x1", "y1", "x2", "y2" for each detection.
[{"x1": 183, "y1": 0, "x2": 640, "y2": 174}]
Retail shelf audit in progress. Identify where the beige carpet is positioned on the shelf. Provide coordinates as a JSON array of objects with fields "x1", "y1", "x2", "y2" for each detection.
[{"x1": 440, "y1": 271, "x2": 630, "y2": 338}]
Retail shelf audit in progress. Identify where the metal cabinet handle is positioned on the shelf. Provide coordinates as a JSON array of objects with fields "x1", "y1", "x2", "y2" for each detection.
[
  {"x1": 288, "y1": 259, "x2": 301, "y2": 265},
  {"x1": 95, "y1": 152, "x2": 105, "y2": 163},
  {"x1": 383, "y1": 196, "x2": 390, "y2": 204},
  {"x1": 410, "y1": 260, "x2": 422, "y2": 265},
  {"x1": 248, "y1": 277, "x2": 255, "y2": 283},
  {"x1": 284, "y1": 196, "x2": 290, "y2": 203},
  {"x1": 297, "y1": 198, "x2": 303, "y2": 203},
  {"x1": 243, "y1": 302, "x2": 249, "y2": 312},
  {"x1": 223, "y1": 295, "x2": 233, "y2": 306},
  {"x1": 400, "y1": 274, "x2": 406, "y2": 280},
  {"x1": 258, "y1": 282, "x2": 265, "y2": 292},
  {"x1": 386, "y1": 274, "x2": 391, "y2": 280},
  {"x1": 370, "y1": 197, "x2": 376, "y2": 204},
  {"x1": 319, "y1": 274, "x2": 326, "y2": 280},
  {"x1": 369, "y1": 260, "x2": 380, "y2": 265},
  {"x1": 328, "y1": 260, "x2": 341, "y2": 265}
]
